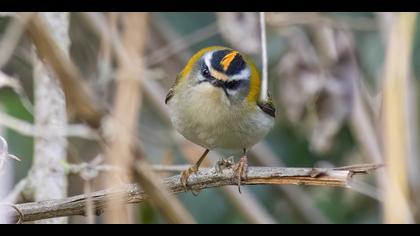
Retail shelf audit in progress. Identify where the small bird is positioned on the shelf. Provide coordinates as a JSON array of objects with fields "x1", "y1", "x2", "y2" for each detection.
[{"x1": 165, "y1": 46, "x2": 275, "y2": 192}]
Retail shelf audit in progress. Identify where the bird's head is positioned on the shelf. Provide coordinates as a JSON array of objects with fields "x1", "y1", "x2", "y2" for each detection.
[{"x1": 177, "y1": 46, "x2": 261, "y2": 104}]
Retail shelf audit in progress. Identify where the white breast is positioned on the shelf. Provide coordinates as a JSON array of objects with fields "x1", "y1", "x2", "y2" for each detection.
[{"x1": 168, "y1": 83, "x2": 274, "y2": 150}]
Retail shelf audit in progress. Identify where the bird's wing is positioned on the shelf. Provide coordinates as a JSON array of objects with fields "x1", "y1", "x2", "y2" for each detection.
[
  {"x1": 165, "y1": 74, "x2": 180, "y2": 104},
  {"x1": 257, "y1": 93, "x2": 276, "y2": 118}
]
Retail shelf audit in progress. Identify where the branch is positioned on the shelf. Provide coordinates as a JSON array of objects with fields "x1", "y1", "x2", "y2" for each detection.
[{"x1": 12, "y1": 164, "x2": 382, "y2": 223}]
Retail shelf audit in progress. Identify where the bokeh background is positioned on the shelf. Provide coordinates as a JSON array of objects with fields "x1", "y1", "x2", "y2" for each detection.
[{"x1": 0, "y1": 12, "x2": 419, "y2": 224}]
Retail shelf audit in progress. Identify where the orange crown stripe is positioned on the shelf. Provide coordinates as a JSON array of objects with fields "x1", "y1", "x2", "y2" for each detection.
[{"x1": 220, "y1": 51, "x2": 238, "y2": 71}]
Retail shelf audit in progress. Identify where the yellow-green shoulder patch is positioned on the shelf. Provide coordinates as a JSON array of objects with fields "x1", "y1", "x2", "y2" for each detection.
[{"x1": 257, "y1": 93, "x2": 276, "y2": 118}]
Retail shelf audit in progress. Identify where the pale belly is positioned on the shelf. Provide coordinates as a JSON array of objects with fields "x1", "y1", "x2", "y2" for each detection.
[{"x1": 168, "y1": 84, "x2": 274, "y2": 150}]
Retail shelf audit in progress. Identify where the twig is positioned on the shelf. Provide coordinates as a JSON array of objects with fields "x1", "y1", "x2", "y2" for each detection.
[
  {"x1": 259, "y1": 12, "x2": 268, "y2": 102},
  {"x1": 12, "y1": 164, "x2": 382, "y2": 223},
  {"x1": 0, "y1": 112, "x2": 98, "y2": 139}
]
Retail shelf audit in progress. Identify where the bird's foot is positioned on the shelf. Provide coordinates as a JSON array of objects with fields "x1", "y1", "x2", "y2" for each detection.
[
  {"x1": 180, "y1": 165, "x2": 199, "y2": 193},
  {"x1": 233, "y1": 155, "x2": 248, "y2": 194}
]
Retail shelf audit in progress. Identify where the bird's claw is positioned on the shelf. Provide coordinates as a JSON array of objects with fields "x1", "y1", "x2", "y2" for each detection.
[
  {"x1": 233, "y1": 155, "x2": 248, "y2": 194},
  {"x1": 180, "y1": 165, "x2": 198, "y2": 193}
]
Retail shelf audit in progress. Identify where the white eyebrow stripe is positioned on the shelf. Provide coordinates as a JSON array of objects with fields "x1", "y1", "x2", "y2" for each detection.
[
  {"x1": 204, "y1": 51, "x2": 213, "y2": 68},
  {"x1": 230, "y1": 67, "x2": 251, "y2": 81}
]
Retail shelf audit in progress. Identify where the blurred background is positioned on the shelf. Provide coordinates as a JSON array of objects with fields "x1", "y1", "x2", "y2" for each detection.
[{"x1": 0, "y1": 12, "x2": 419, "y2": 224}]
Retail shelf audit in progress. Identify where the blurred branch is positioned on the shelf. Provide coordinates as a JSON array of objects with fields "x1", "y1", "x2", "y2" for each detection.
[
  {"x1": 382, "y1": 12, "x2": 416, "y2": 224},
  {"x1": 251, "y1": 142, "x2": 331, "y2": 224},
  {"x1": 222, "y1": 186, "x2": 276, "y2": 224},
  {"x1": 376, "y1": 13, "x2": 394, "y2": 45},
  {"x1": 0, "y1": 13, "x2": 33, "y2": 69},
  {"x1": 0, "y1": 71, "x2": 34, "y2": 114},
  {"x1": 29, "y1": 12, "x2": 70, "y2": 224},
  {"x1": 216, "y1": 13, "x2": 260, "y2": 55},
  {"x1": 2, "y1": 178, "x2": 29, "y2": 204},
  {"x1": 23, "y1": 13, "x2": 105, "y2": 128},
  {"x1": 147, "y1": 20, "x2": 219, "y2": 66},
  {"x1": 0, "y1": 112, "x2": 97, "y2": 139},
  {"x1": 388, "y1": 12, "x2": 420, "y2": 218},
  {"x1": 351, "y1": 87, "x2": 384, "y2": 163},
  {"x1": 12, "y1": 164, "x2": 382, "y2": 222},
  {"x1": 266, "y1": 12, "x2": 377, "y2": 31},
  {"x1": 102, "y1": 12, "x2": 144, "y2": 224},
  {"x1": 0, "y1": 13, "x2": 16, "y2": 17}
]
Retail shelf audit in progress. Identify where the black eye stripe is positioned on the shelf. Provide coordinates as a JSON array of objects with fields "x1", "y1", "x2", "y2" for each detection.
[
  {"x1": 199, "y1": 59, "x2": 245, "y2": 91},
  {"x1": 224, "y1": 80, "x2": 241, "y2": 90}
]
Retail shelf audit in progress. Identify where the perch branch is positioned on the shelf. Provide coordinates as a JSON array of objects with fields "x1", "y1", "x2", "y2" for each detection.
[{"x1": 12, "y1": 164, "x2": 382, "y2": 223}]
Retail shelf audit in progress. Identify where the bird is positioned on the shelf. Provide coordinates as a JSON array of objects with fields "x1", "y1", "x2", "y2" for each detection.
[{"x1": 165, "y1": 46, "x2": 275, "y2": 192}]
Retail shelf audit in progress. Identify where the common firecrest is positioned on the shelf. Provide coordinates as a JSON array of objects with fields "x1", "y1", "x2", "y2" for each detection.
[{"x1": 165, "y1": 46, "x2": 275, "y2": 192}]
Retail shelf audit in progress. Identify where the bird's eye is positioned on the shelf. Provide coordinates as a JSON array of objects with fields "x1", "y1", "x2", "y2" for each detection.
[
  {"x1": 201, "y1": 65, "x2": 211, "y2": 78},
  {"x1": 225, "y1": 80, "x2": 241, "y2": 90}
]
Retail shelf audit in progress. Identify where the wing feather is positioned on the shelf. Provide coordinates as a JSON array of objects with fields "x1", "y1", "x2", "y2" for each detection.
[
  {"x1": 257, "y1": 93, "x2": 276, "y2": 118},
  {"x1": 165, "y1": 75, "x2": 180, "y2": 104}
]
